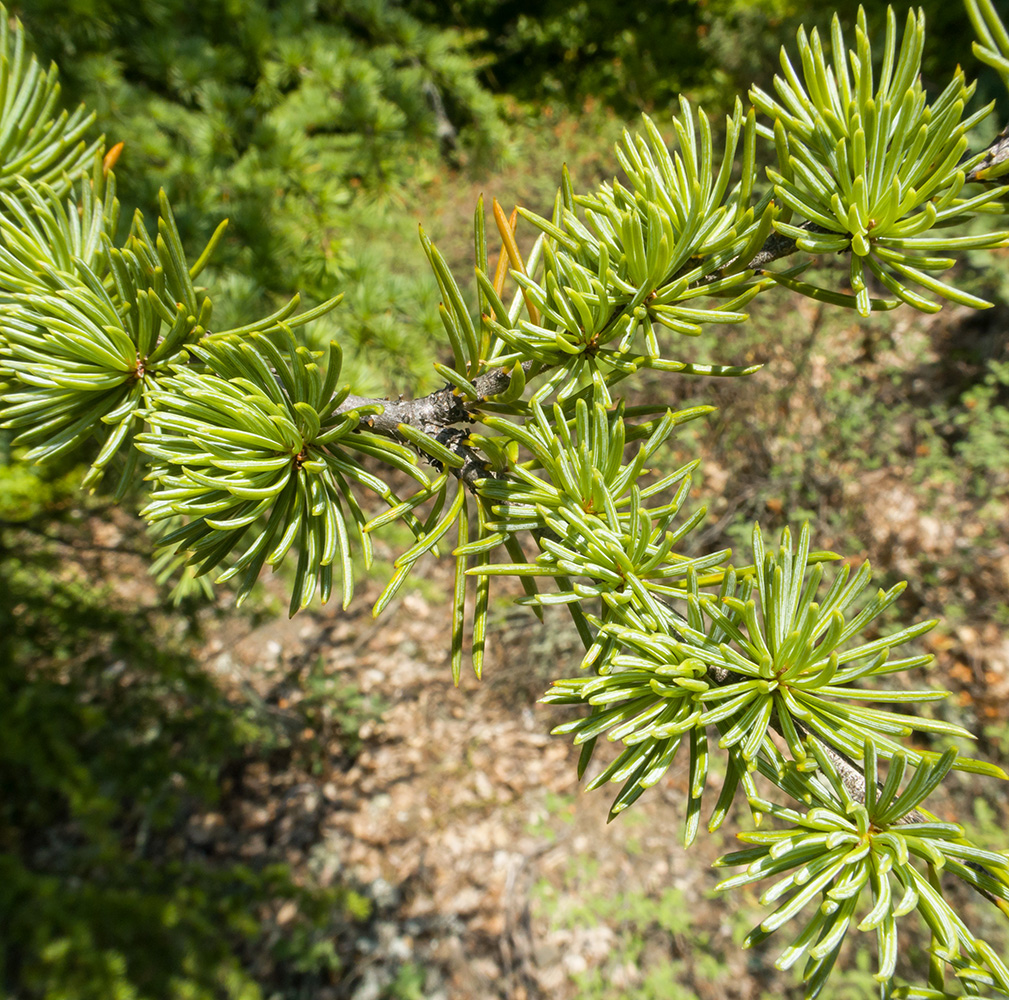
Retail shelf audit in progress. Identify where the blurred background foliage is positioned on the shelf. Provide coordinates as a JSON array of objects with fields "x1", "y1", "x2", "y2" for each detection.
[
  {"x1": 403, "y1": 0, "x2": 1009, "y2": 117},
  {"x1": 0, "y1": 504, "x2": 374, "y2": 998},
  {"x1": 2, "y1": 0, "x2": 1009, "y2": 997},
  {"x1": 14, "y1": 0, "x2": 505, "y2": 395}
]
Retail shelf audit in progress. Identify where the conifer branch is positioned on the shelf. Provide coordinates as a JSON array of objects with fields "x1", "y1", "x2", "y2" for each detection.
[{"x1": 3, "y1": 3, "x2": 1009, "y2": 993}]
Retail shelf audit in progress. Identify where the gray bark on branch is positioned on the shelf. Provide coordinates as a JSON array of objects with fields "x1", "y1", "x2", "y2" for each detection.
[
  {"x1": 335, "y1": 365, "x2": 521, "y2": 488},
  {"x1": 966, "y1": 122, "x2": 1009, "y2": 182}
]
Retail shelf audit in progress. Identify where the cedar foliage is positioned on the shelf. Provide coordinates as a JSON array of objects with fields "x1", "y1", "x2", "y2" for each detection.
[{"x1": 2, "y1": 1, "x2": 1009, "y2": 998}]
